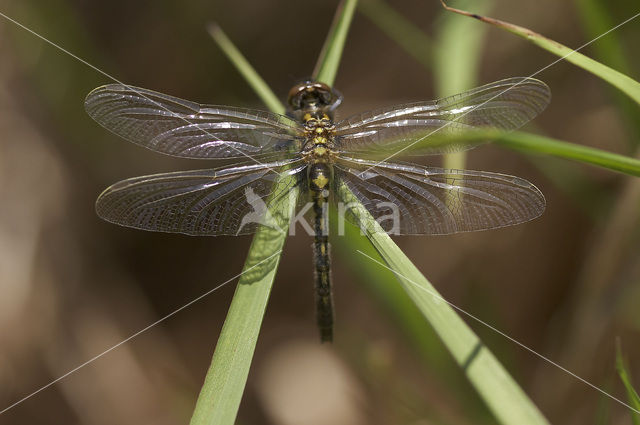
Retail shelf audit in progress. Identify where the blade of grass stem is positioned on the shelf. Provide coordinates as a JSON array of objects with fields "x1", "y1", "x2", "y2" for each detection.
[
  {"x1": 330, "y1": 211, "x2": 451, "y2": 369},
  {"x1": 189, "y1": 204, "x2": 295, "y2": 425},
  {"x1": 493, "y1": 131, "x2": 640, "y2": 177},
  {"x1": 337, "y1": 182, "x2": 550, "y2": 425},
  {"x1": 331, "y1": 216, "x2": 496, "y2": 421},
  {"x1": 405, "y1": 129, "x2": 640, "y2": 177},
  {"x1": 439, "y1": 0, "x2": 640, "y2": 106},
  {"x1": 312, "y1": 0, "x2": 358, "y2": 85}
]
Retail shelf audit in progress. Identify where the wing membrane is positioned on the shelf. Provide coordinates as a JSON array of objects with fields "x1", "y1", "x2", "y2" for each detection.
[
  {"x1": 336, "y1": 158, "x2": 545, "y2": 235},
  {"x1": 96, "y1": 160, "x2": 304, "y2": 236},
  {"x1": 335, "y1": 77, "x2": 550, "y2": 156},
  {"x1": 85, "y1": 84, "x2": 303, "y2": 160}
]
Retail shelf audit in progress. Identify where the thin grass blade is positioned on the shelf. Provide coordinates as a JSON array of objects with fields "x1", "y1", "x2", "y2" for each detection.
[
  {"x1": 312, "y1": 0, "x2": 358, "y2": 85},
  {"x1": 189, "y1": 198, "x2": 296, "y2": 425},
  {"x1": 439, "y1": 1, "x2": 640, "y2": 106},
  {"x1": 337, "y1": 181, "x2": 550, "y2": 425},
  {"x1": 400, "y1": 129, "x2": 640, "y2": 177}
]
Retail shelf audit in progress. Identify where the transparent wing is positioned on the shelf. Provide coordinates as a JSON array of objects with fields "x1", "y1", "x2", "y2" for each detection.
[
  {"x1": 335, "y1": 77, "x2": 550, "y2": 156},
  {"x1": 335, "y1": 157, "x2": 545, "y2": 235},
  {"x1": 85, "y1": 84, "x2": 303, "y2": 160},
  {"x1": 96, "y1": 160, "x2": 305, "y2": 236}
]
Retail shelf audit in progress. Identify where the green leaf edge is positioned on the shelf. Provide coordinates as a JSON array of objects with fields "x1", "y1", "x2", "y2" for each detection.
[
  {"x1": 440, "y1": 1, "x2": 640, "y2": 106},
  {"x1": 406, "y1": 129, "x2": 640, "y2": 177}
]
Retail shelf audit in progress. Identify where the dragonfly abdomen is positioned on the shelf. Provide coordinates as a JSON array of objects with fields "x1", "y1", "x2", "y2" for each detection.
[
  {"x1": 313, "y1": 227, "x2": 332, "y2": 342},
  {"x1": 309, "y1": 163, "x2": 333, "y2": 342}
]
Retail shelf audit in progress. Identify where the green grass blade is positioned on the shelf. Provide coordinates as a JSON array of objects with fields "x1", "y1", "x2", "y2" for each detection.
[
  {"x1": 331, "y1": 213, "x2": 452, "y2": 367},
  {"x1": 358, "y1": 0, "x2": 432, "y2": 69},
  {"x1": 189, "y1": 202, "x2": 296, "y2": 425},
  {"x1": 191, "y1": 25, "x2": 294, "y2": 425},
  {"x1": 312, "y1": 0, "x2": 358, "y2": 85},
  {"x1": 439, "y1": 1, "x2": 640, "y2": 105},
  {"x1": 493, "y1": 131, "x2": 640, "y2": 177},
  {"x1": 402, "y1": 129, "x2": 640, "y2": 177},
  {"x1": 337, "y1": 182, "x2": 550, "y2": 425},
  {"x1": 207, "y1": 23, "x2": 285, "y2": 115},
  {"x1": 615, "y1": 342, "x2": 640, "y2": 424}
]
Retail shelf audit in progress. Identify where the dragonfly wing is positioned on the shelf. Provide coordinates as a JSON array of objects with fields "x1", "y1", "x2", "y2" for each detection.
[
  {"x1": 85, "y1": 84, "x2": 302, "y2": 160},
  {"x1": 335, "y1": 77, "x2": 550, "y2": 156},
  {"x1": 96, "y1": 161, "x2": 305, "y2": 236},
  {"x1": 335, "y1": 158, "x2": 545, "y2": 235}
]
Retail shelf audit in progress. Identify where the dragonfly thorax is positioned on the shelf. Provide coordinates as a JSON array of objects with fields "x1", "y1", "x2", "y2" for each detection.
[{"x1": 301, "y1": 115, "x2": 337, "y2": 163}]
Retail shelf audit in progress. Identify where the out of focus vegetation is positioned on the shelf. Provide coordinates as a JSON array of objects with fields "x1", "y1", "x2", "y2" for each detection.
[{"x1": 1, "y1": 1, "x2": 639, "y2": 424}]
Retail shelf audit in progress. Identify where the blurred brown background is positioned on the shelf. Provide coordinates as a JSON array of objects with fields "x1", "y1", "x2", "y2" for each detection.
[{"x1": 1, "y1": 0, "x2": 639, "y2": 424}]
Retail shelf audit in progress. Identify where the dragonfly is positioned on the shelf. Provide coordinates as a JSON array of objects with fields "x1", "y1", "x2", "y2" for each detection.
[{"x1": 85, "y1": 77, "x2": 550, "y2": 342}]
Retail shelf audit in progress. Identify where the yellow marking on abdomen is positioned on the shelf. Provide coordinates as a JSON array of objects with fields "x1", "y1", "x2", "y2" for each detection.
[{"x1": 312, "y1": 174, "x2": 329, "y2": 189}]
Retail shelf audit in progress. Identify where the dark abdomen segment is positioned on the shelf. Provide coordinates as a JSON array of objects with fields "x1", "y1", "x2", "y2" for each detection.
[{"x1": 309, "y1": 163, "x2": 333, "y2": 342}]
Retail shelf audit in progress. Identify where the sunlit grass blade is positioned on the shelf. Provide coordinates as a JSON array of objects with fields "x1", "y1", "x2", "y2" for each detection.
[
  {"x1": 330, "y1": 215, "x2": 492, "y2": 415},
  {"x1": 400, "y1": 129, "x2": 640, "y2": 177},
  {"x1": 439, "y1": 0, "x2": 640, "y2": 106},
  {"x1": 312, "y1": 0, "x2": 358, "y2": 85},
  {"x1": 616, "y1": 342, "x2": 640, "y2": 424},
  {"x1": 337, "y1": 182, "x2": 550, "y2": 425},
  {"x1": 493, "y1": 131, "x2": 640, "y2": 176},
  {"x1": 189, "y1": 216, "x2": 295, "y2": 425}
]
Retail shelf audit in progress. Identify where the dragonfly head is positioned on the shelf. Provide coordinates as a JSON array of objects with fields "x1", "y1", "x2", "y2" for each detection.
[{"x1": 287, "y1": 81, "x2": 342, "y2": 118}]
